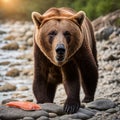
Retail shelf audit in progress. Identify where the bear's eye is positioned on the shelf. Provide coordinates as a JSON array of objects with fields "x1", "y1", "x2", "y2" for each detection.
[
  {"x1": 63, "y1": 31, "x2": 71, "y2": 43},
  {"x1": 48, "y1": 31, "x2": 57, "y2": 44}
]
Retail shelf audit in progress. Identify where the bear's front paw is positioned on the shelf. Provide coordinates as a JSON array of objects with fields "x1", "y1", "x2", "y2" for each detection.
[{"x1": 64, "y1": 98, "x2": 80, "y2": 114}]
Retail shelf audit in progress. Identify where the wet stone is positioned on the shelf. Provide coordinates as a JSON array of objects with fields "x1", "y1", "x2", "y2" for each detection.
[
  {"x1": 87, "y1": 98, "x2": 116, "y2": 110},
  {"x1": 50, "y1": 117, "x2": 61, "y2": 120},
  {"x1": 60, "y1": 114, "x2": 72, "y2": 120},
  {"x1": 70, "y1": 112, "x2": 91, "y2": 119},
  {"x1": 85, "y1": 108, "x2": 99, "y2": 114},
  {"x1": 78, "y1": 108, "x2": 95, "y2": 117},
  {"x1": 37, "y1": 116, "x2": 49, "y2": 120},
  {"x1": 106, "y1": 108, "x2": 117, "y2": 113},
  {"x1": 0, "y1": 105, "x2": 49, "y2": 120},
  {"x1": 40, "y1": 103, "x2": 64, "y2": 115},
  {"x1": 60, "y1": 111, "x2": 91, "y2": 120}
]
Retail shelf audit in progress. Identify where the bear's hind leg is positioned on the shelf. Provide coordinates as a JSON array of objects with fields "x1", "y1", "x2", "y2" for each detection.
[{"x1": 62, "y1": 60, "x2": 80, "y2": 114}]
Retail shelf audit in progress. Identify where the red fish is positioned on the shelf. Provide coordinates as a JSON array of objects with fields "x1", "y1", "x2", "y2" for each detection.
[{"x1": 6, "y1": 101, "x2": 41, "y2": 111}]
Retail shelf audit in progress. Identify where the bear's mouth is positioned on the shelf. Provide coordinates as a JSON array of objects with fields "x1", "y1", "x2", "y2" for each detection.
[{"x1": 56, "y1": 55, "x2": 65, "y2": 62}]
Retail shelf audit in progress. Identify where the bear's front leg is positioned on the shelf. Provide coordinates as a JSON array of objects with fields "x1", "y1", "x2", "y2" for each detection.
[
  {"x1": 33, "y1": 72, "x2": 50, "y2": 103},
  {"x1": 33, "y1": 41, "x2": 50, "y2": 103},
  {"x1": 61, "y1": 60, "x2": 80, "y2": 114}
]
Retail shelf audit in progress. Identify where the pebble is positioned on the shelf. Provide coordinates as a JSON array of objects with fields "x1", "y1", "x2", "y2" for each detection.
[
  {"x1": 0, "y1": 82, "x2": 16, "y2": 92},
  {"x1": 0, "y1": 61, "x2": 10, "y2": 65},
  {"x1": 87, "y1": 98, "x2": 116, "y2": 110},
  {"x1": 6, "y1": 68, "x2": 20, "y2": 77},
  {"x1": 104, "y1": 54, "x2": 119, "y2": 61},
  {"x1": 104, "y1": 64, "x2": 113, "y2": 71},
  {"x1": 18, "y1": 86, "x2": 29, "y2": 91},
  {"x1": 49, "y1": 113, "x2": 57, "y2": 118},
  {"x1": 1, "y1": 42, "x2": 19, "y2": 50},
  {"x1": 4, "y1": 34, "x2": 16, "y2": 40},
  {"x1": 23, "y1": 117, "x2": 35, "y2": 120},
  {"x1": 27, "y1": 38, "x2": 33, "y2": 46}
]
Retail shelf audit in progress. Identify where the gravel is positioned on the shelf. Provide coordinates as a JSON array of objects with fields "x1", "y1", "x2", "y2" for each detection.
[{"x1": 0, "y1": 15, "x2": 120, "y2": 119}]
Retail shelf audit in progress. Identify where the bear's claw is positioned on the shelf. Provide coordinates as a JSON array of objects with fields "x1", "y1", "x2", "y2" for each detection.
[{"x1": 64, "y1": 102, "x2": 80, "y2": 114}]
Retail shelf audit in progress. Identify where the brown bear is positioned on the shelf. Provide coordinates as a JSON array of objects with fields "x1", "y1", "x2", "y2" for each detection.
[{"x1": 32, "y1": 7, "x2": 98, "y2": 114}]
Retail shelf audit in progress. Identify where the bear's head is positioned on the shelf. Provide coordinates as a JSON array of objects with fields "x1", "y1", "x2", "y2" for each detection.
[{"x1": 32, "y1": 8, "x2": 85, "y2": 66}]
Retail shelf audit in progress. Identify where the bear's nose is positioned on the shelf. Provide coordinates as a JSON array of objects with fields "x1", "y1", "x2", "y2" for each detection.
[{"x1": 55, "y1": 44, "x2": 65, "y2": 55}]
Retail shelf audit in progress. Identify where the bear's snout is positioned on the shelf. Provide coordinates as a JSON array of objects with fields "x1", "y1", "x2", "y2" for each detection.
[{"x1": 55, "y1": 44, "x2": 65, "y2": 62}]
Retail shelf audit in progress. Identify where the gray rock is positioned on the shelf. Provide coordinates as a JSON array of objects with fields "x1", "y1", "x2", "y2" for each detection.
[
  {"x1": 37, "y1": 116, "x2": 49, "y2": 120},
  {"x1": 88, "y1": 117, "x2": 98, "y2": 120},
  {"x1": 0, "y1": 105, "x2": 48, "y2": 120},
  {"x1": 70, "y1": 112, "x2": 90, "y2": 119},
  {"x1": 50, "y1": 117, "x2": 60, "y2": 120},
  {"x1": 61, "y1": 112, "x2": 91, "y2": 120},
  {"x1": 106, "y1": 108, "x2": 117, "y2": 113},
  {"x1": 0, "y1": 82, "x2": 16, "y2": 92},
  {"x1": 60, "y1": 115, "x2": 72, "y2": 120},
  {"x1": 85, "y1": 108, "x2": 99, "y2": 114},
  {"x1": 40, "y1": 103, "x2": 64, "y2": 115},
  {"x1": 87, "y1": 98, "x2": 116, "y2": 110},
  {"x1": 95, "y1": 26, "x2": 114, "y2": 40},
  {"x1": 78, "y1": 108, "x2": 95, "y2": 117}
]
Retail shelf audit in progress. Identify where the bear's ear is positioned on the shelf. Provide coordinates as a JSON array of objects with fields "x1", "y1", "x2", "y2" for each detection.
[
  {"x1": 32, "y1": 12, "x2": 43, "y2": 27},
  {"x1": 71, "y1": 11, "x2": 85, "y2": 26}
]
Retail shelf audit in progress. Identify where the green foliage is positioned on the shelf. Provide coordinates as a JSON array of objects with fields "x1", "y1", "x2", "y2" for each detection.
[{"x1": 0, "y1": 0, "x2": 119, "y2": 20}]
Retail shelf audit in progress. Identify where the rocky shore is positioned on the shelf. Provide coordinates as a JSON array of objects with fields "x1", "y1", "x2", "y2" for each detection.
[{"x1": 0, "y1": 10, "x2": 120, "y2": 120}]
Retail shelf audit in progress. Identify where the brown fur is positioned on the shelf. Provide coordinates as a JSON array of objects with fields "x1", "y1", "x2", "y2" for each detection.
[{"x1": 32, "y1": 7, "x2": 98, "y2": 114}]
